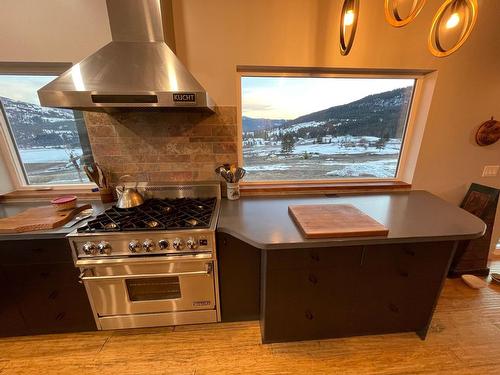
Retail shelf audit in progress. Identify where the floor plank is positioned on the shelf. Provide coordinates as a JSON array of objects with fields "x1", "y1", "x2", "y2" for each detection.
[{"x1": 1, "y1": 261, "x2": 499, "y2": 374}]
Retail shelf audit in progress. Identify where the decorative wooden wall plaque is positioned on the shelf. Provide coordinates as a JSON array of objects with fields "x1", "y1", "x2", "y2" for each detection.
[{"x1": 476, "y1": 117, "x2": 500, "y2": 146}]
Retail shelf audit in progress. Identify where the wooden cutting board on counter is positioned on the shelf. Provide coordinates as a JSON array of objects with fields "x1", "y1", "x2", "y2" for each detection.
[
  {"x1": 0, "y1": 204, "x2": 92, "y2": 233},
  {"x1": 288, "y1": 204, "x2": 389, "y2": 239}
]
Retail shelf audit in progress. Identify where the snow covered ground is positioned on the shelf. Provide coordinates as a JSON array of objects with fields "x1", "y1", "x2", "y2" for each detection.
[
  {"x1": 244, "y1": 136, "x2": 401, "y2": 157},
  {"x1": 243, "y1": 135, "x2": 402, "y2": 180},
  {"x1": 19, "y1": 147, "x2": 83, "y2": 163}
]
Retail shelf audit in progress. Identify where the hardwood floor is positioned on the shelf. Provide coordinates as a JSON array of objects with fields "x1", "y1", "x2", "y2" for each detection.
[{"x1": 1, "y1": 261, "x2": 499, "y2": 375}]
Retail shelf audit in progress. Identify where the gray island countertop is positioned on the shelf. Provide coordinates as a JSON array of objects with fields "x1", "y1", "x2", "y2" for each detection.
[{"x1": 217, "y1": 190, "x2": 486, "y2": 250}]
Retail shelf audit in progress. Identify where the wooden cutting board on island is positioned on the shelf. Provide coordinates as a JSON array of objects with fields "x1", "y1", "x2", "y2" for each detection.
[
  {"x1": 288, "y1": 204, "x2": 389, "y2": 238},
  {"x1": 0, "y1": 204, "x2": 92, "y2": 233}
]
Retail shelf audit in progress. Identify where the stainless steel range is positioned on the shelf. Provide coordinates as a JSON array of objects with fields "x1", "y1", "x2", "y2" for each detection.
[{"x1": 67, "y1": 183, "x2": 221, "y2": 330}]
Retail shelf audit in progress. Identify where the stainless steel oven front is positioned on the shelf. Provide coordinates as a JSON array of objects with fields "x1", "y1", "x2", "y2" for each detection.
[{"x1": 80, "y1": 259, "x2": 218, "y2": 330}]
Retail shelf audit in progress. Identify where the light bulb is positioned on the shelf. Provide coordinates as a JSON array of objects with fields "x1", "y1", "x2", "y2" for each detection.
[
  {"x1": 344, "y1": 10, "x2": 355, "y2": 26},
  {"x1": 446, "y1": 12, "x2": 460, "y2": 28}
]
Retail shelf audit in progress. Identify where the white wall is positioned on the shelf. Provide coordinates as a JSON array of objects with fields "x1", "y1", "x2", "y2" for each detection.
[
  {"x1": 171, "y1": 0, "x2": 500, "y2": 252},
  {"x1": 0, "y1": 0, "x2": 111, "y2": 63},
  {"x1": 0, "y1": 0, "x2": 111, "y2": 192}
]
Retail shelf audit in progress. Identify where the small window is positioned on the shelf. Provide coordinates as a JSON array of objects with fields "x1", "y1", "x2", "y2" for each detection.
[
  {"x1": 240, "y1": 73, "x2": 416, "y2": 182},
  {"x1": 0, "y1": 73, "x2": 93, "y2": 185}
]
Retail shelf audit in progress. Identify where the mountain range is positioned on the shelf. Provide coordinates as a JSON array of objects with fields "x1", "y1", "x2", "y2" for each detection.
[
  {"x1": 0, "y1": 96, "x2": 83, "y2": 149},
  {"x1": 242, "y1": 116, "x2": 287, "y2": 132},
  {"x1": 243, "y1": 87, "x2": 413, "y2": 139}
]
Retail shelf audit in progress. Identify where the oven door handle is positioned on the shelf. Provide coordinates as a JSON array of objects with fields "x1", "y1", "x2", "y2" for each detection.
[{"x1": 80, "y1": 264, "x2": 213, "y2": 281}]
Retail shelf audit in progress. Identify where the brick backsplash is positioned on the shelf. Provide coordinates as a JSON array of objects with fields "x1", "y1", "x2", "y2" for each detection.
[{"x1": 84, "y1": 107, "x2": 238, "y2": 183}]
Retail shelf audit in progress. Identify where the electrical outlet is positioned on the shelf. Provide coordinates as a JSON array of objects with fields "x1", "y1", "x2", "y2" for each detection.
[{"x1": 482, "y1": 165, "x2": 499, "y2": 177}]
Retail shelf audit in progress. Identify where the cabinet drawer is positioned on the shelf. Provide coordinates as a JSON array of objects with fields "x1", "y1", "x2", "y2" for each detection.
[
  {"x1": 16, "y1": 284, "x2": 95, "y2": 333},
  {"x1": 2, "y1": 263, "x2": 79, "y2": 288},
  {"x1": 1, "y1": 239, "x2": 73, "y2": 264},
  {"x1": 266, "y1": 246, "x2": 362, "y2": 270}
]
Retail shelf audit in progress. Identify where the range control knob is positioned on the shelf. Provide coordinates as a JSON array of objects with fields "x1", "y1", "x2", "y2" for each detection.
[
  {"x1": 172, "y1": 238, "x2": 184, "y2": 251},
  {"x1": 129, "y1": 240, "x2": 142, "y2": 253},
  {"x1": 143, "y1": 239, "x2": 155, "y2": 252},
  {"x1": 158, "y1": 239, "x2": 169, "y2": 250},
  {"x1": 186, "y1": 237, "x2": 198, "y2": 250},
  {"x1": 97, "y1": 241, "x2": 112, "y2": 255},
  {"x1": 82, "y1": 242, "x2": 98, "y2": 255}
]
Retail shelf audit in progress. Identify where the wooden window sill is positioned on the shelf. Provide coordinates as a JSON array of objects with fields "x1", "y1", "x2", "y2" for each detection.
[
  {"x1": 240, "y1": 181, "x2": 412, "y2": 196},
  {"x1": 0, "y1": 188, "x2": 101, "y2": 202}
]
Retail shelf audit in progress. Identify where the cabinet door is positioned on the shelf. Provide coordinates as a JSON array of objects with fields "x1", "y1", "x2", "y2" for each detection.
[
  {"x1": 0, "y1": 239, "x2": 96, "y2": 336},
  {"x1": 354, "y1": 242, "x2": 454, "y2": 334},
  {"x1": 261, "y1": 246, "x2": 363, "y2": 343},
  {"x1": 15, "y1": 284, "x2": 95, "y2": 334},
  {"x1": 0, "y1": 266, "x2": 26, "y2": 337},
  {"x1": 217, "y1": 233, "x2": 261, "y2": 321}
]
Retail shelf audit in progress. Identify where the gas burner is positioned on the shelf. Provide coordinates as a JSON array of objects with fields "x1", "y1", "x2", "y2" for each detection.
[
  {"x1": 146, "y1": 220, "x2": 160, "y2": 228},
  {"x1": 186, "y1": 218, "x2": 198, "y2": 226},
  {"x1": 78, "y1": 197, "x2": 217, "y2": 233}
]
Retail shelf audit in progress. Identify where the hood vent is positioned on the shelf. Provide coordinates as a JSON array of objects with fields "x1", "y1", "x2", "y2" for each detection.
[{"x1": 37, "y1": 0, "x2": 214, "y2": 112}]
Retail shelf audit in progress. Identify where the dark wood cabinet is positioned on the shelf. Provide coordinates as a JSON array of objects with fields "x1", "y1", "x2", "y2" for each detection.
[
  {"x1": 217, "y1": 233, "x2": 457, "y2": 343},
  {"x1": 216, "y1": 233, "x2": 261, "y2": 321},
  {"x1": 0, "y1": 239, "x2": 96, "y2": 337},
  {"x1": 258, "y1": 240, "x2": 456, "y2": 343}
]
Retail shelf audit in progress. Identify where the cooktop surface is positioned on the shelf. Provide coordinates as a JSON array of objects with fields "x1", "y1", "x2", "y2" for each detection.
[{"x1": 77, "y1": 197, "x2": 217, "y2": 233}]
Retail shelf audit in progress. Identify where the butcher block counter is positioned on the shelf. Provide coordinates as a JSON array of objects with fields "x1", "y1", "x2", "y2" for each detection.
[{"x1": 216, "y1": 191, "x2": 486, "y2": 343}]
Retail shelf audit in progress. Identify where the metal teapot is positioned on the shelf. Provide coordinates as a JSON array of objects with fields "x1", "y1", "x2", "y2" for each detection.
[{"x1": 115, "y1": 175, "x2": 144, "y2": 209}]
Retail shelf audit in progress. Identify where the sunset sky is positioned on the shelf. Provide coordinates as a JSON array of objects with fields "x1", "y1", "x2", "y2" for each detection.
[{"x1": 242, "y1": 77, "x2": 414, "y2": 120}]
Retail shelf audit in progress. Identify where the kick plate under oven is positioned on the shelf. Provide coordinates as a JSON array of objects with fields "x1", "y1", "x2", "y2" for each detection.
[{"x1": 80, "y1": 260, "x2": 217, "y2": 329}]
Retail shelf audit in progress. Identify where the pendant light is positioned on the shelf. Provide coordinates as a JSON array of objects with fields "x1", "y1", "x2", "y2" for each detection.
[
  {"x1": 339, "y1": 0, "x2": 360, "y2": 55},
  {"x1": 428, "y1": 0, "x2": 478, "y2": 57},
  {"x1": 384, "y1": 0, "x2": 427, "y2": 27}
]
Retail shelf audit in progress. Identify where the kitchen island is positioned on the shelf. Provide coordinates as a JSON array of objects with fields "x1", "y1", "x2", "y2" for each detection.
[{"x1": 216, "y1": 191, "x2": 486, "y2": 343}]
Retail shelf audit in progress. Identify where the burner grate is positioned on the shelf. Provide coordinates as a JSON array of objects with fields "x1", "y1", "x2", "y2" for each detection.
[{"x1": 78, "y1": 198, "x2": 217, "y2": 233}]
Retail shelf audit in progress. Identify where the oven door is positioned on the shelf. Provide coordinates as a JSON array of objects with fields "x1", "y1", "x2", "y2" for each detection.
[{"x1": 80, "y1": 261, "x2": 215, "y2": 316}]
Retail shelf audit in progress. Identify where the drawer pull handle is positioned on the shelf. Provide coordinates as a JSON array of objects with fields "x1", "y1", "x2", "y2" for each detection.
[
  {"x1": 48, "y1": 290, "x2": 59, "y2": 300},
  {"x1": 405, "y1": 249, "x2": 415, "y2": 256},
  {"x1": 305, "y1": 310, "x2": 314, "y2": 320},
  {"x1": 310, "y1": 253, "x2": 320, "y2": 262},
  {"x1": 400, "y1": 271, "x2": 409, "y2": 278},
  {"x1": 389, "y1": 303, "x2": 399, "y2": 313},
  {"x1": 55, "y1": 312, "x2": 65, "y2": 321},
  {"x1": 308, "y1": 274, "x2": 318, "y2": 285}
]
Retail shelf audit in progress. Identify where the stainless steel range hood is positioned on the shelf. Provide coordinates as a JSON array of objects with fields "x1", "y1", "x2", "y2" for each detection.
[{"x1": 37, "y1": 0, "x2": 214, "y2": 112}]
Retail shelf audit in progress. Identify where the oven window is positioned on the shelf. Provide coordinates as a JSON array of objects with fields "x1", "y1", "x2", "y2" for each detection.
[{"x1": 126, "y1": 277, "x2": 181, "y2": 301}]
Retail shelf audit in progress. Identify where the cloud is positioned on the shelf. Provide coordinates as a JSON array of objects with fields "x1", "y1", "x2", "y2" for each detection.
[{"x1": 0, "y1": 75, "x2": 55, "y2": 105}]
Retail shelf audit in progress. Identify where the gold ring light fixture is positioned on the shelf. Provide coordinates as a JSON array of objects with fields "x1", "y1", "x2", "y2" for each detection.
[
  {"x1": 340, "y1": 0, "x2": 359, "y2": 56},
  {"x1": 428, "y1": 0, "x2": 478, "y2": 57},
  {"x1": 384, "y1": 0, "x2": 427, "y2": 27}
]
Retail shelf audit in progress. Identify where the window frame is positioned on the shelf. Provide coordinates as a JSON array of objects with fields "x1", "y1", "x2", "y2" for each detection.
[
  {"x1": 0, "y1": 62, "x2": 94, "y2": 191},
  {"x1": 236, "y1": 66, "x2": 430, "y2": 188}
]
